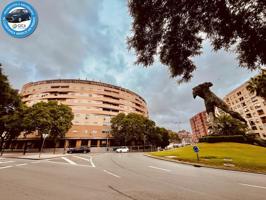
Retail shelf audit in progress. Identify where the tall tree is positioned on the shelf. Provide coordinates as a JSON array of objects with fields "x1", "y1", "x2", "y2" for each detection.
[
  {"x1": 155, "y1": 127, "x2": 170, "y2": 148},
  {"x1": 111, "y1": 113, "x2": 160, "y2": 146},
  {"x1": 0, "y1": 64, "x2": 23, "y2": 154},
  {"x1": 247, "y1": 69, "x2": 266, "y2": 100},
  {"x1": 23, "y1": 101, "x2": 74, "y2": 152},
  {"x1": 48, "y1": 101, "x2": 74, "y2": 153},
  {"x1": 128, "y1": 0, "x2": 266, "y2": 82}
]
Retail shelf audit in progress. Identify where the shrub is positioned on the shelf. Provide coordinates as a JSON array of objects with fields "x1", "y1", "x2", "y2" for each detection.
[{"x1": 199, "y1": 135, "x2": 247, "y2": 143}]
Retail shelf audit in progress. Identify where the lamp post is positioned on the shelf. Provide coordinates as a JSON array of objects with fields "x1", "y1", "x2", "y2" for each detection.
[{"x1": 39, "y1": 133, "x2": 49, "y2": 158}]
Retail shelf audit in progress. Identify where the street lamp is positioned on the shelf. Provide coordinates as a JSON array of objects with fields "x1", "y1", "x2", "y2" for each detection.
[{"x1": 39, "y1": 133, "x2": 49, "y2": 158}]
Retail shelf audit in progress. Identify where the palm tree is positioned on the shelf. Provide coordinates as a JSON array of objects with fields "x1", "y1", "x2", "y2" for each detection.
[
  {"x1": 247, "y1": 69, "x2": 266, "y2": 101},
  {"x1": 212, "y1": 114, "x2": 248, "y2": 136}
]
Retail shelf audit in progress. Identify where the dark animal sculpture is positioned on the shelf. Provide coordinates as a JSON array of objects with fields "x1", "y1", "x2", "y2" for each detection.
[{"x1": 192, "y1": 82, "x2": 247, "y2": 124}]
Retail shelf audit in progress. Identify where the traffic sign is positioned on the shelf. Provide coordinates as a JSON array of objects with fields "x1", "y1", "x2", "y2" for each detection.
[{"x1": 193, "y1": 146, "x2": 199, "y2": 153}]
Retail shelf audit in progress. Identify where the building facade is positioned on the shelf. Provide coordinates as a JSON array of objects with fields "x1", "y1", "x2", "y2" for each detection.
[
  {"x1": 190, "y1": 111, "x2": 209, "y2": 142},
  {"x1": 224, "y1": 82, "x2": 266, "y2": 140},
  {"x1": 20, "y1": 79, "x2": 148, "y2": 148}
]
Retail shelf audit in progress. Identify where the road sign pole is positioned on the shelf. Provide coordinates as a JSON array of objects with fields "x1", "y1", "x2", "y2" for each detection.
[{"x1": 193, "y1": 146, "x2": 200, "y2": 161}]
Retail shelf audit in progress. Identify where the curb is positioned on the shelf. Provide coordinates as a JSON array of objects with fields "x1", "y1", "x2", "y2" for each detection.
[
  {"x1": 145, "y1": 154, "x2": 266, "y2": 175},
  {"x1": 1, "y1": 154, "x2": 67, "y2": 160}
]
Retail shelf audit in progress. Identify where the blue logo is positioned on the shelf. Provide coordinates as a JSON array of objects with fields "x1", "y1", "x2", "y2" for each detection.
[{"x1": 1, "y1": 1, "x2": 38, "y2": 38}]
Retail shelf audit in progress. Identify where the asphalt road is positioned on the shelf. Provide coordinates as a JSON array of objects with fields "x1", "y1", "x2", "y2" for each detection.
[{"x1": 0, "y1": 153, "x2": 265, "y2": 200}]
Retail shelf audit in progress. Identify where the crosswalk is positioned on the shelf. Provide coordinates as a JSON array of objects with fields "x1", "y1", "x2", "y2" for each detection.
[{"x1": 0, "y1": 154, "x2": 95, "y2": 171}]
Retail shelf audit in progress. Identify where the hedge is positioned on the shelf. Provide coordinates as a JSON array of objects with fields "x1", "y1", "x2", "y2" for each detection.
[{"x1": 199, "y1": 135, "x2": 247, "y2": 143}]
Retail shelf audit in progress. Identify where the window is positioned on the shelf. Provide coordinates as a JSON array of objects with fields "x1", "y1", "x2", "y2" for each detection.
[
  {"x1": 251, "y1": 126, "x2": 257, "y2": 130},
  {"x1": 237, "y1": 91, "x2": 242, "y2": 96},
  {"x1": 246, "y1": 113, "x2": 252, "y2": 118},
  {"x1": 257, "y1": 109, "x2": 264, "y2": 115},
  {"x1": 51, "y1": 85, "x2": 60, "y2": 88},
  {"x1": 249, "y1": 121, "x2": 255, "y2": 126},
  {"x1": 261, "y1": 117, "x2": 266, "y2": 124}
]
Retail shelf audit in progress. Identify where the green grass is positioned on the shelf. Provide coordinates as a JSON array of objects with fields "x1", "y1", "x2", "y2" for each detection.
[{"x1": 150, "y1": 143, "x2": 266, "y2": 173}]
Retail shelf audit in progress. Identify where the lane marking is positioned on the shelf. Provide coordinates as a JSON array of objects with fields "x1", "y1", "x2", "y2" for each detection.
[
  {"x1": 61, "y1": 157, "x2": 77, "y2": 165},
  {"x1": 72, "y1": 155, "x2": 95, "y2": 167},
  {"x1": 0, "y1": 161, "x2": 15, "y2": 164},
  {"x1": 89, "y1": 156, "x2": 95, "y2": 168},
  {"x1": 0, "y1": 165, "x2": 13, "y2": 170},
  {"x1": 16, "y1": 163, "x2": 27, "y2": 167},
  {"x1": 240, "y1": 183, "x2": 266, "y2": 190},
  {"x1": 47, "y1": 160, "x2": 92, "y2": 167},
  {"x1": 103, "y1": 170, "x2": 120, "y2": 178},
  {"x1": 149, "y1": 166, "x2": 171, "y2": 172}
]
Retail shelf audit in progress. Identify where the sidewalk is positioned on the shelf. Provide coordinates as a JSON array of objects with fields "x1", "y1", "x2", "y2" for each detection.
[{"x1": 1, "y1": 152, "x2": 66, "y2": 160}]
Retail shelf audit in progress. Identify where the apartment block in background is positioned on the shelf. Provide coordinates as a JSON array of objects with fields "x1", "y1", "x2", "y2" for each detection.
[
  {"x1": 224, "y1": 82, "x2": 266, "y2": 140},
  {"x1": 17, "y1": 79, "x2": 148, "y2": 149},
  {"x1": 190, "y1": 111, "x2": 209, "y2": 142}
]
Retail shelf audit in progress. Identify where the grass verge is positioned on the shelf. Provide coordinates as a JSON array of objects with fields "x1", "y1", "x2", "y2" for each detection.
[{"x1": 149, "y1": 143, "x2": 266, "y2": 174}]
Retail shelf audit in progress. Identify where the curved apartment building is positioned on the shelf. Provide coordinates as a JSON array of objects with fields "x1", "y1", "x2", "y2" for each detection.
[{"x1": 20, "y1": 79, "x2": 148, "y2": 148}]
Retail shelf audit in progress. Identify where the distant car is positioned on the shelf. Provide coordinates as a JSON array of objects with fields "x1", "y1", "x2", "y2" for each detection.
[
  {"x1": 5, "y1": 8, "x2": 31, "y2": 23},
  {"x1": 67, "y1": 146, "x2": 90, "y2": 154},
  {"x1": 115, "y1": 146, "x2": 129, "y2": 153}
]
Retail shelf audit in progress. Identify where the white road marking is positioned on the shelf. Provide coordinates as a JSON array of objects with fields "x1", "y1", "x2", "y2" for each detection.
[
  {"x1": 61, "y1": 157, "x2": 77, "y2": 165},
  {"x1": 149, "y1": 166, "x2": 171, "y2": 172},
  {"x1": 0, "y1": 161, "x2": 15, "y2": 164},
  {"x1": 0, "y1": 165, "x2": 13, "y2": 170},
  {"x1": 16, "y1": 163, "x2": 27, "y2": 167},
  {"x1": 72, "y1": 155, "x2": 95, "y2": 167},
  {"x1": 103, "y1": 170, "x2": 120, "y2": 178},
  {"x1": 47, "y1": 160, "x2": 92, "y2": 167},
  {"x1": 89, "y1": 156, "x2": 95, "y2": 168},
  {"x1": 240, "y1": 183, "x2": 266, "y2": 190}
]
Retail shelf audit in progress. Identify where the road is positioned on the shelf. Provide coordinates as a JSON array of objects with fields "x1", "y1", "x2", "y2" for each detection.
[{"x1": 0, "y1": 153, "x2": 265, "y2": 200}]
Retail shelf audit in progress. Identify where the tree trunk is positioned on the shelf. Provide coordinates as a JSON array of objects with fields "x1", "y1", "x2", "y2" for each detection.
[
  {"x1": 23, "y1": 141, "x2": 28, "y2": 155},
  {"x1": 0, "y1": 139, "x2": 3, "y2": 156},
  {"x1": 53, "y1": 140, "x2": 57, "y2": 154},
  {"x1": 39, "y1": 135, "x2": 43, "y2": 152}
]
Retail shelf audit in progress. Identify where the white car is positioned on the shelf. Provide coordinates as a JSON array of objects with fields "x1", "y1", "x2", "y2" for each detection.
[{"x1": 116, "y1": 146, "x2": 129, "y2": 153}]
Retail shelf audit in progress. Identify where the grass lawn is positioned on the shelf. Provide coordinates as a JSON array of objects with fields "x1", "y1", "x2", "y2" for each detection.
[{"x1": 150, "y1": 143, "x2": 266, "y2": 173}]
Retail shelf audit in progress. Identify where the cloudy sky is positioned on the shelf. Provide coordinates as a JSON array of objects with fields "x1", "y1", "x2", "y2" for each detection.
[{"x1": 0, "y1": 0, "x2": 258, "y2": 131}]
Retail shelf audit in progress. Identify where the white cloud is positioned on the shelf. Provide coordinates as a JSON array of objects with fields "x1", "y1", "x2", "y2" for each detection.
[{"x1": 0, "y1": 0, "x2": 258, "y2": 132}]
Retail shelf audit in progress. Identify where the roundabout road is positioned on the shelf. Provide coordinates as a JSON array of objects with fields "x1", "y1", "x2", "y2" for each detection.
[{"x1": 0, "y1": 153, "x2": 265, "y2": 200}]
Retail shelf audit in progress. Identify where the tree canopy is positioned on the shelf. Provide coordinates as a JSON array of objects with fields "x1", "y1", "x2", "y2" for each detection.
[
  {"x1": 23, "y1": 101, "x2": 74, "y2": 150},
  {"x1": 211, "y1": 114, "x2": 249, "y2": 136},
  {"x1": 128, "y1": 0, "x2": 266, "y2": 82},
  {"x1": 247, "y1": 69, "x2": 266, "y2": 100},
  {"x1": 0, "y1": 64, "x2": 23, "y2": 153},
  {"x1": 111, "y1": 113, "x2": 169, "y2": 147}
]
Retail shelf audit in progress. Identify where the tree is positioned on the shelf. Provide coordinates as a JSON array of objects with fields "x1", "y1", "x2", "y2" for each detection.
[
  {"x1": 111, "y1": 113, "x2": 160, "y2": 146},
  {"x1": 211, "y1": 114, "x2": 248, "y2": 136},
  {"x1": 0, "y1": 64, "x2": 23, "y2": 154},
  {"x1": 155, "y1": 127, "x2": 170, "y2": 148},
  {"x1": 128, "y1": 0, "x2": 266, "y2": 82},
  {"x1": 23, "y1": 101, "x2": 74, "y2": 152},
  {"x1": 247, "y1": 69, "x2": 266, "y2": 100},
  {"x1": 48, "y1": 101, "x2": 74, "y2": 153},
  {"x1": 169, "y1": 131, "x2": 181, "y2": 143}
]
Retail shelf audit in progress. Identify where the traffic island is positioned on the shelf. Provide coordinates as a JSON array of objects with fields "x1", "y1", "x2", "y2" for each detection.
[{"x1": 146, "y1": 142, "x2": 266, "y2": 174}]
